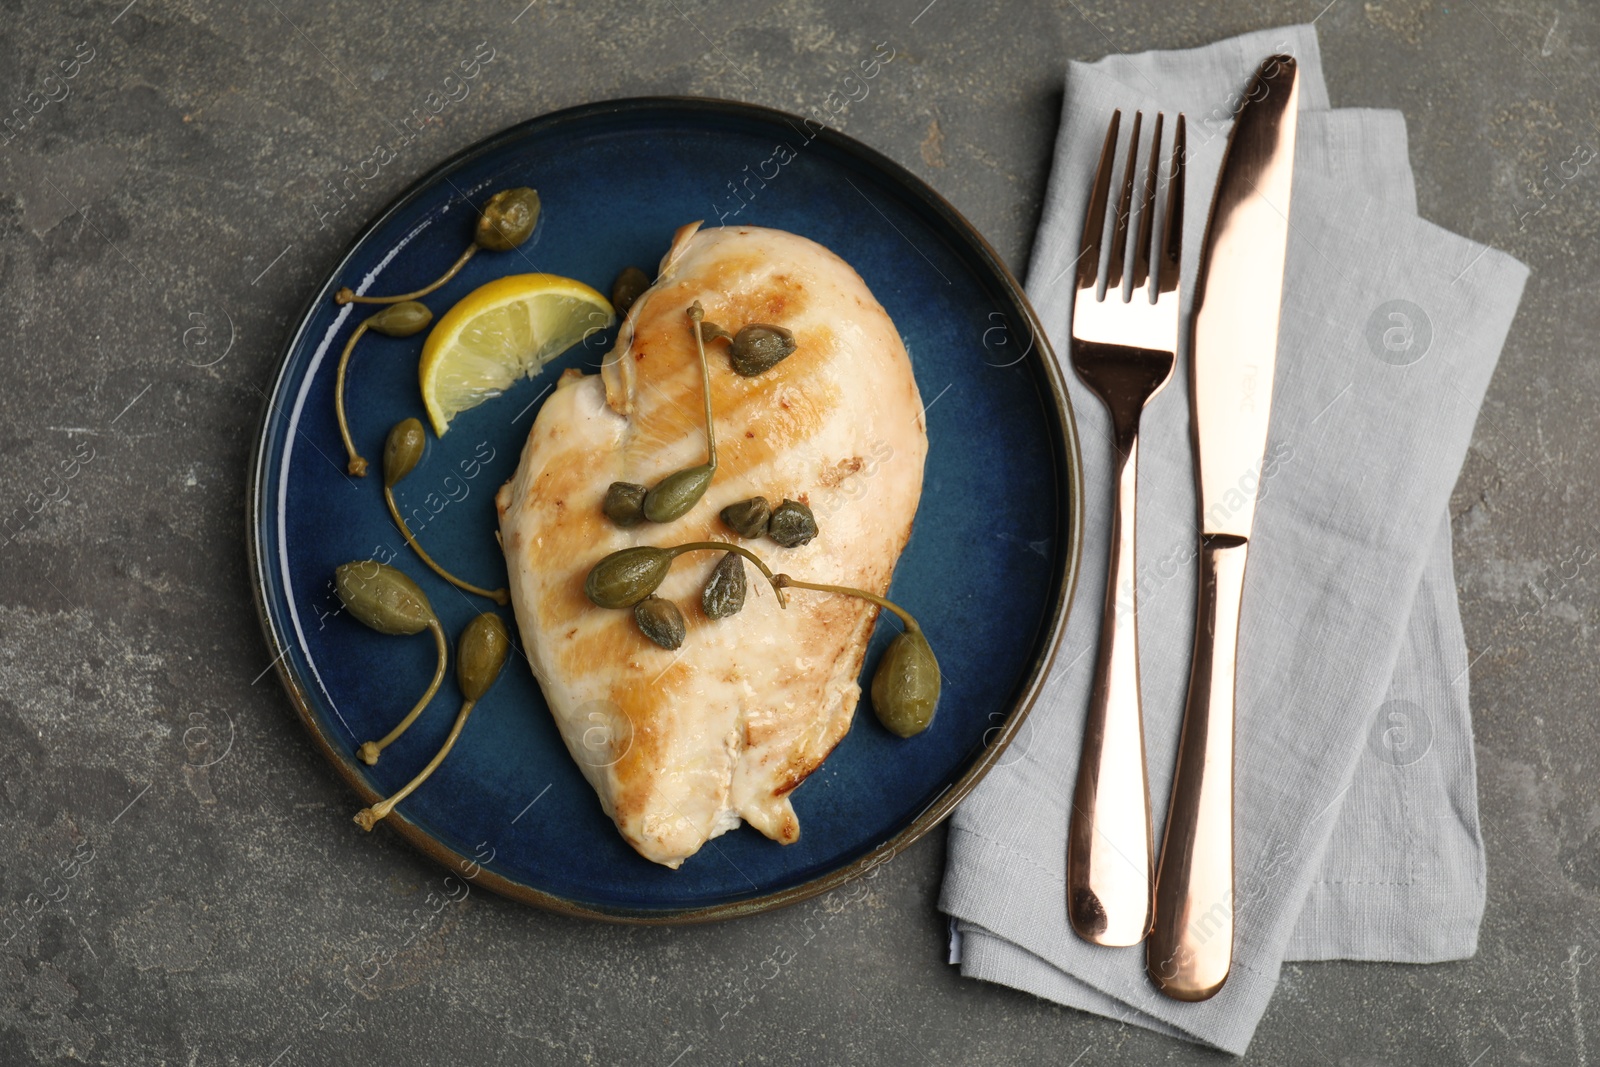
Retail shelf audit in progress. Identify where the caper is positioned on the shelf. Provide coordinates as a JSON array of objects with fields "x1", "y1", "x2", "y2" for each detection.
[
  {"x1": 634, "y1": 595, "x2": 687, "y2": 650},
  {"x1": 334, "y1": 305, "x2": 433, "y2": 476},
  {"x1": 584, "y1": 546, "x2": 675, "y2": 609},
  {"x1": 611, "y1": 266, "x2": 651, "y2": 317},
  {"x1": 603, "y1": 481, "x2": 648, "y2": 527},
  {"x1": 336, "y1": 186, "x2": 540, "y2": 305},
  {"x1": 638, "y1": 303, "x2": 720, "y2": 524},
  {"x1": 383, "y1": 418, "x2": 426, "y2": 489},
  {"x1": 768, "y1": 499, "x2": 817, "y2": 547},
  {"x1": 382, "y1": 434, "x2": 509, "y2": 605},
  {"x1": 367, "y1": 300, "x2": 433, "y2": 338},
  {"x1": 337, "y1": 560, "x2": 450, "y2": 766},
  {"x1": 720, "y1": 496, "x2": 772, "y2": 539},
  {"x1": 701, "y1": 552, "x2": 747, "y2": 620},
  {"x1": 355, "y1": 610, "x2": 511, "y2": 831},
  {"x1": 870, "y1": 630, "x2": 941, "y2": 738},
  {"x1": 642, "y1": 464, "x2": 714, "y2": 523},
  {"x1": 728, "y1": 323, "x2": 796, "y2": 376},
  {"x1": 456, "y1": 612, "x2": 511, "y2": 702},
  {"x1": 475, "y1": 187, "x2": 541, "y2": 252},
  {"x1": 773, "y1": 574, "x2": 938, "y2": 738},
  {"x1": 585, "y1": 541, "x2": 787, "y2": 613},
  {"x1": 700, "y1": 321, "x2": 733, "y2": 344},
  {"x1": 335, "y1": 560, "x2": 436, "y2": 635}
]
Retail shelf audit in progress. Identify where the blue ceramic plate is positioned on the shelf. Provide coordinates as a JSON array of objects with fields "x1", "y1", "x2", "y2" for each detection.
[{"x1": 248, "y1": 98, "x2": 1082, "y2": 922}]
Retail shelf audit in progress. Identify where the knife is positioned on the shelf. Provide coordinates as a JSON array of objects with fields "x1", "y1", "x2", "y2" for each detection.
[{"x1": 1147, "y1": 54, "x2": 1300, "y2": 1002}]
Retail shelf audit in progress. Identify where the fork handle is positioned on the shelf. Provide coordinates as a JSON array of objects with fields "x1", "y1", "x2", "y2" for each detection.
[
  {"x1": 1147, "y1": 534, "x2": 1247, "y2": 1001},
  {"x1": 1067, "y1": 433, "x2": 1153, "y2": 946}
]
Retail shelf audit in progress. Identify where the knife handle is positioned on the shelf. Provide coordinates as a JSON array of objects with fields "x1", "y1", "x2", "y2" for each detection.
[
  {"x1": 1148, "y1": 534, "x2": 1248, "y2": 1001},
  {"x1": 1067, "y1": 434, "x2": 1153, "y2": 946}
]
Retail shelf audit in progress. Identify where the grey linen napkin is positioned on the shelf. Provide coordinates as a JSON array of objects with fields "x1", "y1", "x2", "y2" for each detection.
[{"x1": 940, "y1": 24, "x2": 1527, "y2": 1053}]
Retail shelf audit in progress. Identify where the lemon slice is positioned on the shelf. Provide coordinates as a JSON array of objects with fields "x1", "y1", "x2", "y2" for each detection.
[{"x1": 418, "y1": 273, "x2": 614, "y2": 435}]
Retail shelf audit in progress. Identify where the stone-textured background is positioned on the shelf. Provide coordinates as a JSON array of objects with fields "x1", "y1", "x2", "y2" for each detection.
[{"x1": 0, "y1": 1, "x2": 1593, "y2": 1063}]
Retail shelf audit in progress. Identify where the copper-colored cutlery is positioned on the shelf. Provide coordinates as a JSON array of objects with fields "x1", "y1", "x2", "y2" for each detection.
[
  {"x1": 1067, "y1": 108, "x2": 1185, "y2": 949},
  {"x1": 1067, "y1": 54, "x2": 1301, "y2": 1005}
]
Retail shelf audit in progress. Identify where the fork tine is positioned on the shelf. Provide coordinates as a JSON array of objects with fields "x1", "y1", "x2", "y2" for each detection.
[
  {"x1": 1131, "y1": 112, "x2": 1163, "y2": 294},
  {"x1": 1076, "y1": 110, "x2": 1122, "y2": 291},
  {"x1": 1158, "y1": 113, "x2": 1185, "y2": 295},
  {"x1": 1104, "y1": 111, "x2": 1142, "y2": 293}
]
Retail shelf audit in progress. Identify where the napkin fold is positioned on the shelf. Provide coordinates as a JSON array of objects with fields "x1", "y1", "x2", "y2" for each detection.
[{"x1": 940, "y1": 24, "x2": 1526, "y2": 1053}]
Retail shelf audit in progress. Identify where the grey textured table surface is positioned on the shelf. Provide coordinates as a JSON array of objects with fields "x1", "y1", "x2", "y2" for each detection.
[{"x1": 0, "y1": 1, "x2": 1593, "y2": 1064}]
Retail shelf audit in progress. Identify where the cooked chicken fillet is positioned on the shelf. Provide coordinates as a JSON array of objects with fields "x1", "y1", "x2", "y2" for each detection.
[{"x1": 495, "y1": 223, "x2": 927, "y2": 868}]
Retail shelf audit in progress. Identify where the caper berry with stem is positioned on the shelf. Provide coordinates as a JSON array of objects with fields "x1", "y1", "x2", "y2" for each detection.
[
  {"x1": 355, "y1": 612, "x2": 511, "y2": 830},
  {"x1": 602, "y1": 481, "x2": 648, "y2": 527},
  {"x1": 333, "y1": 301, "x2": 434, "y2": 476},
  {"x1": 474, "y1": 187, "x2": 541, "y2": 252},
  {"x1": 701, "y1": 552, "x2": 747, "y2": 620},
  {"x1": 870, "y1": 629, "x2": 940, "y2": 738},
  {"x1": 727, "y1": 323, "x2": 798, "y2": 377},
  {"x1": 455, "y1": 612, "x2": 513, "y2": 701},
  {"x1": 642, "y1": 465, "x2": 714, "y2": 524},
  {"x1": 768, "y1": 499, "x2": 818, "y2": 547},
  {"x1": 634, "y1": 595, "x2": 687, "y2": 650},
  {"x1": 585, "y1": 541, "x2": 786, "y2": 611},
  {"x1": 773, "y1": 574, "x2": 940, "y2": 737},
  {"x1": 369, "y1": 301, "x2": 434, "y2": 337},
  {"x1": 611, "y1": 266, "x2": 651, "y2": 317},
  {"x1": 380, "y1": 419, "x2": 509, "y2": 606},
  {"x1": 335, "y1": 559, "x2": 435, "y2": 635},
  {"x1": 383, "y1": 416, "x2": 425, "y2": 488},
  {"x1": 584, "y1": 546, "x2": 674, "y2": 609},
  {"x1": 719, "y1": 496, "x2": 771, "y2": 539},
  {"x1": 334, "y1": 561, "x2": 449, "y2": 765},
  {"x1": 640, "y1": 303, "x2": 718, "y2": 523},
  {"x1": 336, "y1": 187, "x2": 541, "y2": 305}
]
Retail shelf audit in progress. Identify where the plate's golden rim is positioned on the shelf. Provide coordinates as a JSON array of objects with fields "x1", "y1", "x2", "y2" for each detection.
[{"x1": 245, "y1": 94, "x2": 1085, "y2": 924}]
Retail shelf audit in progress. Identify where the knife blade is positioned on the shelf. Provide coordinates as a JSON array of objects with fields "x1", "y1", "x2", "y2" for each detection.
[
  {"x1": 1147, "y1": 53, "x2": 1300, "y2": 1003},
  {"x1": 1190, "y1": 56, "x2": 1300, "y2": 539}
]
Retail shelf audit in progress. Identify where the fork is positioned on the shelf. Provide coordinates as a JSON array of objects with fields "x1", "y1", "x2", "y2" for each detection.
[{"x1": 1066, "y1": 109, "x2": 1185, "y2": 947}]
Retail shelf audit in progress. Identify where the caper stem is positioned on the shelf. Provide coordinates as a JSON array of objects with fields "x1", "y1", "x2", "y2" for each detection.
[
  {"x1": 334, "y1": 319, "x2": 373, "y2": 476},
  {"x1": 668, "y1": 541, "x2": 785, "y2": 608},
  {"x1": 354, "y1": 696, "x2": 478, "y2": 830},
  {"x1": 356, "y1": 617, "x2": 448, "y2": 766},
  {"x1": 688, "y1": 303, "x2": 717, "y2": 470},
  {"x1": 336, "y1": 244, "x2": 479, "y2": 306},
  {"x1": 384, "y1": 486, "x2": 510, "y2": 605},
  {"x1": 773, "y1": 575, "x2": 921, "y2": 634}
]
